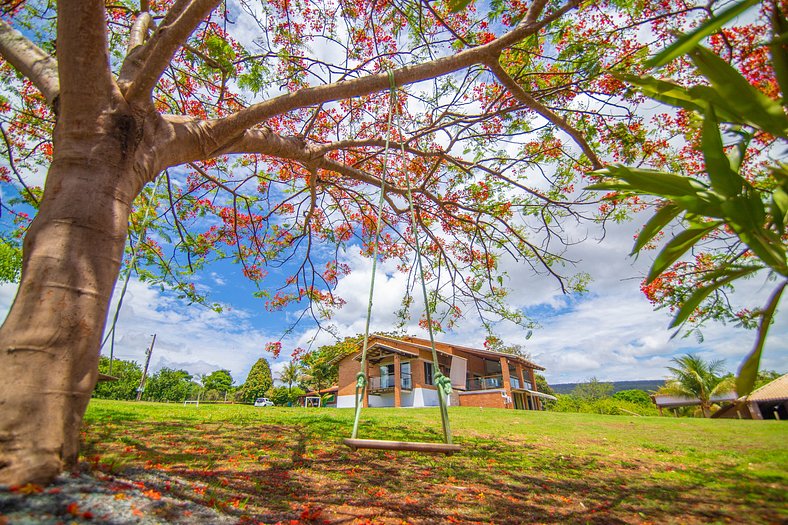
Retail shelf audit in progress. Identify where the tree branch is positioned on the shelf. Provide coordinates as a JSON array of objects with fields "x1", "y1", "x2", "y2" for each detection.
[
  {"x1": 57, "y1": 0, "x2": 118, "y2": 121},
  {"x1": 0, "y1": 19, "x2": 59, "y2": 106},
  {"x1": 121, "y1": 0, "x2": 221, "y2": 102},
  {"x1": 127, "y1": 11, "x2": 153, "y2": 54},
  {"x1": 485, "y1": 59, "x2": 602, "y2": 169},
  {"x1": 207, "y1": 0, "x2": 580, "y2": 141}
]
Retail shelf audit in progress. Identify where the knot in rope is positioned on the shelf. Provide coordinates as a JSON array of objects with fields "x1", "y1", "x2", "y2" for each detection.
[
  {"x1": 433, "y1": 372, "x2": 453, "y2": 396},
  {"x1": 356, "y1": 372, "x2": 367, "y2": 389}
]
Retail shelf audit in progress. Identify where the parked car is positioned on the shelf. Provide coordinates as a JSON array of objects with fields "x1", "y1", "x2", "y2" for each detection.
[{"x1": 254, "y1": 397, "x2": 274, "y2": 407}]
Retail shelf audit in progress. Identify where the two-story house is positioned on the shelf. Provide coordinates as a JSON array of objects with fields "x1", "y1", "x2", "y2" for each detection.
[{"x1": 333, "y1": 335, "x2": 555, "y2": 410}]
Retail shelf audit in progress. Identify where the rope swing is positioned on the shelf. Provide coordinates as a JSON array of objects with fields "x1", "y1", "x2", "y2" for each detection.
[{"x1": 344, "y1": 72, "x2": 460, "y2": 455}]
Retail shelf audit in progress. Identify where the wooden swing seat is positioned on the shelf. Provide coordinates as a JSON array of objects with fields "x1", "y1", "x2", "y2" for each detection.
[{"x1": 344, "y1": 438, "x2": 461, "y2": 455}]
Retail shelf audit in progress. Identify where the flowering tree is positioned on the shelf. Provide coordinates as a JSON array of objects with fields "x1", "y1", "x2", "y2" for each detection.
[
  {"x1": 0, "y1": 0, "x2": 757, "y2": 485},
  {"x1": 591, "y1": 0, "x2": 786, "y2": 395}
]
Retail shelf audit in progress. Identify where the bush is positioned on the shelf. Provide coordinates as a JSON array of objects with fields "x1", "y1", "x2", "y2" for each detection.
[
  {"x1": 613, "y1": 389, "x2": 652, "y2": 407},
  {"x1": 551, "y1": 394, "x2": 658, "y2": 416},
  {"x1": 267, "y1": 386, "x2": 305, "y2": 406}
]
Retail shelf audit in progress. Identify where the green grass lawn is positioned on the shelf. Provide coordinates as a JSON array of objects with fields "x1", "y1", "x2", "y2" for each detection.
[{"x1": 81, "y1": 400, "x2": 787, "y2": 524}]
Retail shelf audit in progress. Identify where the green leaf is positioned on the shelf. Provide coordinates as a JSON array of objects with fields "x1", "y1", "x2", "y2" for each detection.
[
  {"x1": 591, "y1": 165, "x2": 708, "y2": 198},
  {"x1": 620, "y1": 75, "x2": 741, "y2": 122},
  {"x1": 737, "y1": 282, "x2": 786, "y2": 396},
  {"x1": 618, "y1": 74, "x2": 705, "y2": 113},
  {"x1": 689, "y1": 46, "x2": 788, "y2": 138},
  {"x1": 631, "y1": 203, "x2": 681, "y2": 255},
  {"x1": 647, "y1": 0, "x2": 760, "y2": 68},
  {"x1": 772, "y1": 185, "x2": 788, "y2": 235},
  {"x1": 448, "y1": 0, "x2": 474, "y2": 13},
  {"x1": 701, "y1": 106, "x2": 743, "y2": 197},
  {"x1": 647, "y1": 222, "x2": 721, "y2": 283},
  {"x1": 725, "y1": 129, "x2": 752, "y2": 173},
  {"x1": 732, "y1": 228, "x2": 787, "y2": 276},
  {"x1": 770, "y1": 4, "x2": 788, "y2": 102},
  {"x1": 669, "y1": 266, "x2": 760, "y2": 328}
]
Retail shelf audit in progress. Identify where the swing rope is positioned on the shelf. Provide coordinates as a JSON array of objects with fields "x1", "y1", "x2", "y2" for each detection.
[
  {"x1": 350, "y1": 70, "x2": 453, "y2": 447},
  {"x1": 350, "y1": 70, "x2": 397, "y2": 440}
]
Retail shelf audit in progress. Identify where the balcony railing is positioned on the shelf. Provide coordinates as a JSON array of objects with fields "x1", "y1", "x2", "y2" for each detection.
[
  {"x1": 467, "y1": 374, "x2": 503, "y2": 391},
  {"x1": 369, "y1": 373, "x2": 412, "y2": 390},
  {"x1": 466, "y1": 375, "x2": 529, "y2": 391}
]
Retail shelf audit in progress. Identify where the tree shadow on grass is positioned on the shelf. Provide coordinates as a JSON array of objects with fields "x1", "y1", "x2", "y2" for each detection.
[{"x1": 79, "y1": 418, "x2": 787, "y2": 524}]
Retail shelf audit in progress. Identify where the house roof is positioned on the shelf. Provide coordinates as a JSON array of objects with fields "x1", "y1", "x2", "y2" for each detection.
[
  {"x1": 652, "y1": 392, "x2": 738, "y2": 409},
  {"x1": 745, "y1": 373, "x2": 788, "y2": 402},
  {"x1": 302, "y1": 386, "x2": 339, "y2": 396},
  {"x1": 398, "y1": 335, "x2": 546, "y2": 371},
  {"x1": 346, "y1": 340, "x2": 452, "y2": 365},
  {"x1": 332, "y1": 334, "x2": 546, "y2": 371}
]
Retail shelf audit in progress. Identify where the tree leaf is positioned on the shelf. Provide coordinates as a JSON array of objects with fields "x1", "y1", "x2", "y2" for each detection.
[
  {"x1": 737, "y1": 282, "x2": 787, "y2": 396},
  {"x1": 732, "y1": 228, "x2": 788, "y2": 276},
  {"x1": 591, "y1": 165, "x2": 707, "y2": 198},
  {"x1": 770, "y1": 3, "x2": 788, "y2": 102},
  {"x1": 669, "y1": 266, "x2": 760, "y2": 328},
  {"x1": 701, "y1": 106, "x2": 743, "y2": 197},
  {"x1": 631, "y1": 203, "x2": 681, "y2": 255},
  {"x1": 726, "y1": 129, "x2": 752, "y2": 173},
  {"x1": 647, "y1": 222, "x2": 721, "y2": 283},
  {"x1": 447, "y1": 0, "x2": 474, "y2": 13},
  {"x1": 620, "y1": 74, "x2": 741, "y2": 122},
  {"x1": 619, "y1": 74, "x2": 712, "y2": 115},
  {"x1": 689, "y1": 46, "x2": 788, "y2": 138},
  {"x1": 772, "y1": 185, "x2": 788, "y2": 235},
  {"x1": 647, "y1": 0, "x2": 760, "y2": 68}
]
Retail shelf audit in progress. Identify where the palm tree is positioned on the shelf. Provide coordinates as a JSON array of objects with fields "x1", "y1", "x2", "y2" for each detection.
[
  {"x1": 659, "y1": 354, "x2": 734, "y2": 417},
  {"x1": 278, "y1": 361, "x2": 304, "y2": 394}
]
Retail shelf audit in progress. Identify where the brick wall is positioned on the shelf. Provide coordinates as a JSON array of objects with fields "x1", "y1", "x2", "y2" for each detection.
[
  {"x1": 458, "y1": 390, "x2": 507, "y2": 409},
  {"x1": 337, "y1": 357, "x2": 361, "y2": 397}
]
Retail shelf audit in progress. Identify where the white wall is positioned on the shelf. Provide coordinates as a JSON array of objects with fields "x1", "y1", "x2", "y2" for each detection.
[
  {"x1": 412, "y1": 387, "x2": 442, "y2": 407},
  {"x1": 337, "y1": 394, "x2": 355, "y2": 408},
  {"x1": 369, "y1": 393, "x2": 394, "y2": 407},
  {"x1": 337, "y1": 389, "x2": 447, "y2": 408}
]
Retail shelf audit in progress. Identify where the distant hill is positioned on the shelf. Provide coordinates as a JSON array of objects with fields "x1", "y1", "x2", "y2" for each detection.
[{"x1": 550, "y1": 379, "x2": 665, "y2": 395}]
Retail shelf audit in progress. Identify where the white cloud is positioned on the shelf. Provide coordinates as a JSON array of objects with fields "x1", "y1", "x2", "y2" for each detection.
[{"x1": 0, "y1": 278, "x2": 279, "y2": 386}]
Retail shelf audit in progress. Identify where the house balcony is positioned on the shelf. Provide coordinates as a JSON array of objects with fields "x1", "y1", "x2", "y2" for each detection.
[
  {"x1": 466, "y1": 375, "x2": 531, "y2": 391},
  {"x1": 369, "y1": 373, "x2": 412, "y2": 393}
]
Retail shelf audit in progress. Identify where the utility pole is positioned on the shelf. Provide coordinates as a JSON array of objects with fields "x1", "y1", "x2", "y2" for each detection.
[{"x1": 136, "y1": 333, "x2": 156, "y2": 401}]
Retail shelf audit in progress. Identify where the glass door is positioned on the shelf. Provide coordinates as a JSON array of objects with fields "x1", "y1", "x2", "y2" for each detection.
[{"x1": 400, "y1": 361, "x2": 411, "y2": 389}]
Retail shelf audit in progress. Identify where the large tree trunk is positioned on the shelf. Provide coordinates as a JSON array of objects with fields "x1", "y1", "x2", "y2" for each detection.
[{"x1": 0, "y1": 106, "x2": 145, "y2": 485}]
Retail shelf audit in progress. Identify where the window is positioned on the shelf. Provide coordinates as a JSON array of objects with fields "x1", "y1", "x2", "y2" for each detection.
[
  {"x1": 380, "y1": 364, "x2": 395, "y2": 388},
  {"x1": 401, "y1": 361, "x2": 411, "y2": 390},
  {"x1": 424, "y1": 362, "x2": 434, "y2": 385}
]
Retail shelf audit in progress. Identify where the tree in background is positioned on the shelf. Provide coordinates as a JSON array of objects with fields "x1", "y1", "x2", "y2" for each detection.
[
  {"x1": 300, "y1": 354, "x2": 334, "y2": 395},
  {"x1": 277, "y1": 361, "x2": 305, "y2": 394},
  {"x1": 0, "y1": 0, "x2": 770, "y2": 485},
  {"x1": 201, "y1": 369, "x2": 234, "y2": 401},
  {"x1": 533, "y1": 374, "x2": 555, "y2": 397},
  {"x1": 296, "y1": 334, "x2": 369, "y2": 393},
  {"x1": 0, "y1": 238, "x2": 21, "y2": 283},
  {"x1": 613, "y1": 389, "x2": 653, "y2": 407},
  {"x1": 143, "y1": 368, "x2": 196, "y2": 403},
  {"x1": 571, "y1": 377, "x2": 614, "y2": 402},
  {"x1": 237, "y1": 358, "x2": 273, "y2": 404},
  {"x1": 658, "y1": 354, "x2": 734, "y2": 417},
  {"x1": 267, "y1": 385, "x2": 305, "y2": 407},
  {"x1": 754, "y1": 370, "x2": 783, "y2": 390},
  {"x1": 93, "y1": 356, "x2": 142, "y2": 401}
]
